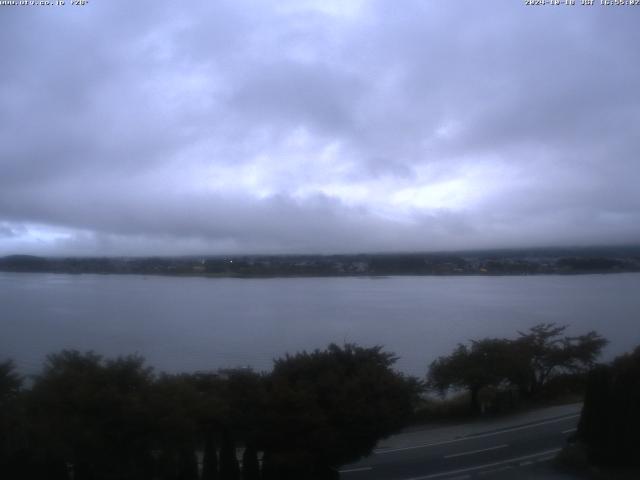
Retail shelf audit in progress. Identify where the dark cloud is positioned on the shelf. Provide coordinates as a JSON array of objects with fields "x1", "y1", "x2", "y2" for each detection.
[{"x1": 1, "y1": 0, "x2": 639, "y2": 255}]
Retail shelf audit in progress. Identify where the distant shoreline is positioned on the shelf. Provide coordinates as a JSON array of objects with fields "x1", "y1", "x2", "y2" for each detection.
[
  {"x1": 1, "y1": 270, "x2": 639, "y2": 278},
  {"x1": 2, "y1": 247, "x2": 639, "y2": 279}
]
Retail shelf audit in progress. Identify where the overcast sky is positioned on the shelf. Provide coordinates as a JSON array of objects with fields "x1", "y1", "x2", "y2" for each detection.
[{"x1": 1, "y1": 0, "x2": 639, "y2": 256}]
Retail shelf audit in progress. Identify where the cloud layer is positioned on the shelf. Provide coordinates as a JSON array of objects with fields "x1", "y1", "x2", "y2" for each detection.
[{"x1": 1, "y1": 0, "x2": 639, "y2": 255}]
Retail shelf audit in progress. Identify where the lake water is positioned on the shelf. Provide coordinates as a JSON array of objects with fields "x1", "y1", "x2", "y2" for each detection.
[{"x1": 1, "y1": 272, "x2": 639, "y2": 377}]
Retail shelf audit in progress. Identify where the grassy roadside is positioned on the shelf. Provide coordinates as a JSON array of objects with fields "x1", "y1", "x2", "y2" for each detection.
[{"x1": 410, "y1": 389, "x2": 584, "y2": 428}]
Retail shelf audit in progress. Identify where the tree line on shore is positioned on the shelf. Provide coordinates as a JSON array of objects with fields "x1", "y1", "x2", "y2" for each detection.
[
  {"x1": 2, "y1": 323, "x2": 636, "y2": 479},
  {"x1": 0, "y1": 344, "x2": 420, "y2": 480},
  {"x1": 426, "y1": 323, "x2": 608, "y2": 415},
  {"x1": 427, "y1": 324, "x2": 640, "y2": 471}
]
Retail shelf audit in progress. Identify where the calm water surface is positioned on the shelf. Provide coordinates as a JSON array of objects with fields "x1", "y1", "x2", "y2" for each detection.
[{"x1": 1, "y1": 272, "x2": 639, "y2": 376}]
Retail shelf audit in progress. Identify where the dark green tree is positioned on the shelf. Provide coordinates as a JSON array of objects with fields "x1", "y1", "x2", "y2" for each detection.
[
  {"x1": 261, "y1": 344, "x2": 422, "y2": 478},
  {"x1": 186, "y1": 372, "x2": 224, "y2": 480},
  {"x1": 577, "y1": 345, "x2": 640, "y2": 467},
  {"x1": 241, "y1": 445, "x2": 260, "y2": 480},
  {"x1": 218, "y1": 430, "x2": 239, "y2": 480},
  {"x1": 28, "y1": 350, "x2": 156, "y2": 480},
  {"x1": 201, "y1": 430, "x2": 219, "y2": 480},
  {"x1": 512, "y1": 324, "x2": 607, "y2": 397},
  {"x1": 0, "y1": 359, "x2": 25, "y2": 478},
  {"x1": 185, "y1": 369, "x2": 265, "y2": 480},
  {"x1": 149, "y1": 373, "x2": 203, "y2": 480},
  {"x1": 427, "y1": 324, "x2": 607, "y2": 413},
  {"x1": 427, "y1": 339, "x2": 513, "y2": 414},
  {"x1": 0, "y1": 359, "x2": 21, "y2": 401},
  {"x1": 215, "y1": 369, "x2": 265, "y2": 480}
]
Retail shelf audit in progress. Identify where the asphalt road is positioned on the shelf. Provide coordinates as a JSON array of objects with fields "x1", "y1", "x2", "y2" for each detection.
[{"x1": 339, "y1": 411, "x2": 581, "y2": 480}]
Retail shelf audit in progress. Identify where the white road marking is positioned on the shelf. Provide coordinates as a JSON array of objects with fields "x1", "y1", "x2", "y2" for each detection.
[
  {"x1": 339, "y1": 466, "x2": 373, "y2": 474},
  {"x1": 402, "y1": 448, "x2": 562, "y2": 480},
  {"x1": 562, "y1": 428, "x2": 577, "y2": 434},
  {"x1": 444, "y1": 444, "x2": 508, "y2": 459},
  {"x1": 375, "y1": 415, "x2": 579, "y2": 455}
]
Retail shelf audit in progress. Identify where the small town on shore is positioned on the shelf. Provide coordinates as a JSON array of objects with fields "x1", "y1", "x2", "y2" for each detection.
[{"x1": 2, "y1": 245, "x2": 639, "y2": 278}]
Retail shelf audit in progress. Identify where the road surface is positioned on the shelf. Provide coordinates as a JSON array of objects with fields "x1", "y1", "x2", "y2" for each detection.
[{"x1": 339, "y1": 404, "x2": 583, "y2": 479}]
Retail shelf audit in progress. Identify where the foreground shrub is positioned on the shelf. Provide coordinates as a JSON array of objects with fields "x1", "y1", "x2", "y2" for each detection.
[{"x1": 577, "y1": 346, "x2": 640, "y2": 467}]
